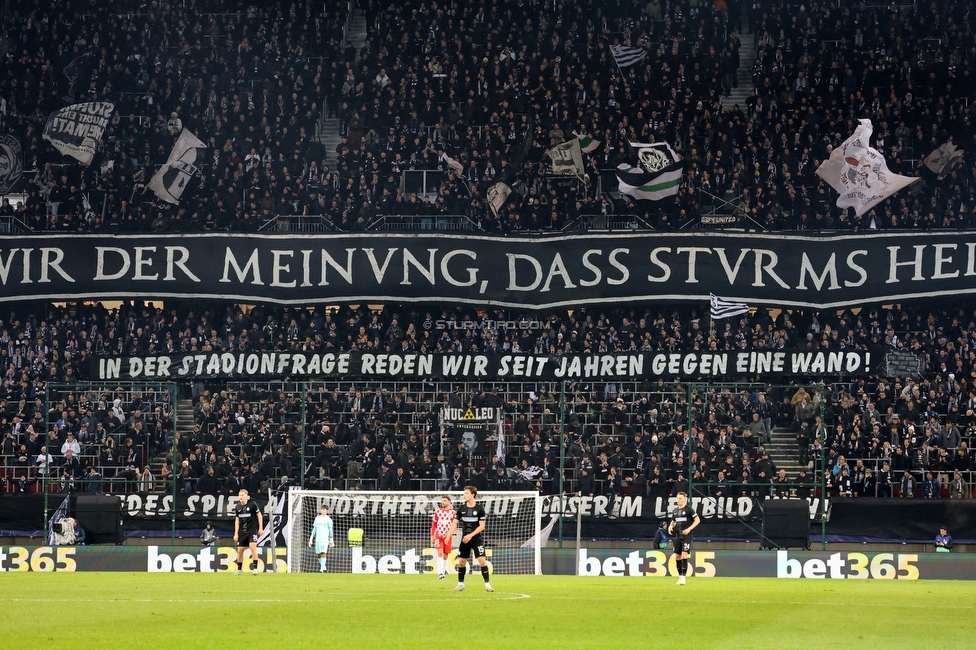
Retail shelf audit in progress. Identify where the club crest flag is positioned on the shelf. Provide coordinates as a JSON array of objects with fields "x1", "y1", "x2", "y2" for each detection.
[
  {"x1": 615, "y1": 141, "x2": 683, "y2": 201},
  {"x1": 547, "y1": 139, "x2": 585, "y2": 179},
  {"x1": 148, "y1": 129, "x2": 207, "y2": 204},
  {"x1": 816, "y1": 119, "x2": 920, "y2": 217},
  {"x1": 0, "y1": 134, "x2": 24, "y2": 193},
  {"x1": 923, "y1": 142, "x2": 964, "y2": 181},
  {"x1": 43, "y1": 102, "x2": 115, "y2": 165}
]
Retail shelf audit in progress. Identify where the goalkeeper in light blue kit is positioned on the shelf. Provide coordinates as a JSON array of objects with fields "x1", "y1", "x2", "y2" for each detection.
[{"x1": 308, "y1": 504, "x2": 334, "y2": 572}]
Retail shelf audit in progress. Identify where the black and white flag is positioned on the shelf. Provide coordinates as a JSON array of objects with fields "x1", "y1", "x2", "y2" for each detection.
[
  {"x1": 816, "y1": 119, "x2": 920, "y2": 217},
  {"x1": 0, "y1": 134, "x2": 24, "y2": 193},
  {"x1": 710, "y1": 293, "x2": 751, "y2": 320},
  {"x1": 63, "y1": 52, "x2": 94, "y2": 103},
  {"x1": 610, "y1": 45, "x2": 647, "y2": 68},
  {"x1": 148, "y1": 129, "x2": 206, "y2": 204},
  {"x1": 42, "y1": 102, "x2": 115, "y2": 165},
  {"x1": 547, "y1": 139, "x2": 585, "y2": 180},
  {"x1": 923, "y1": 141, "x2": 964, "y2": 181},
  {"x1": 487, "y1": 181, "x2": 513, "y2": 217},
  {"x1": 616, "y1": 141, "x2": 683, "y2": 201}
]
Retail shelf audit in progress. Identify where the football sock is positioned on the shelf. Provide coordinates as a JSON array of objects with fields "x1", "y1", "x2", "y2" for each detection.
[
  {"x1": 319, "y1": 557, "x2": 327, "y2": 571},
  {"x1": 681, "y1": 559, "x2": 689, "y2": 576},
  {"x1": 481, "y1": 566, "x2": 490, "y2": 583},
  {"x1": 236, "y1": 561, "x2": 242, "y2": 571},
  {"x1": 251, "y1": 561, "x2": 258, "y2": 572},
  {"x1": 458, "y1": 565, "x2": 466, "y2": 583},
  {"x1": 676, "y1": 559, "x2": 684, "y2": 576}
]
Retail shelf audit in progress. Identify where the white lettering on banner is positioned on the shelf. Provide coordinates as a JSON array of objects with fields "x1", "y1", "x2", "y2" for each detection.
[
  {"x1": 147, "y1": 546, "x2": 285, "y2": 573},
  {"x1": 0, "y1": 547, "x2": 77, "y2": 572},
  {"x1": 576, "y1": 548, "x2": 717, "y2": 577},
  {"x1": 120, "y1": 493, "x2": 277, "y2": 519},
  {"x1": 351, "y1": 546, "x2": 492, "y2": 575},
  {"x1": 775, "y1": 551, "x2": 919, "y2": 580},
  {"x1": 317, "y1": 494, "x2": 530, "y2": 518},
  {"x1": 95, "y1": 350, "x2": 874, "y2": 380}
]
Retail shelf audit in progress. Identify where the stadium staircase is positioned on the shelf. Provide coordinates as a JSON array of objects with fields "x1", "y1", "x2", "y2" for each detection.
[
  {"x1": 145, "y1": 398, "x2": 195, "y2": 492},
  {"x1": 319, "y1": 6, "x2": 369, "y2": 171},
  {"x1": 766, "y1": 426, "x2": 806, "y2": 477},
  {"x1": 719, "y1": 29, "x2": 755, "y2": 109}
]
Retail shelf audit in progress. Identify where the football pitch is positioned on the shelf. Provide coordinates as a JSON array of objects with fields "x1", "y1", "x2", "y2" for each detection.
[{"x1": 1, "y1": 573, "x2": 970, "y2": 649}]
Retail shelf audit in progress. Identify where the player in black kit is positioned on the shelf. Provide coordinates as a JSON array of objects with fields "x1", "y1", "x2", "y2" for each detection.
[
  {"x1": 234, "y1": 489, "x2": 264, "y2": 575},
  {"x1": 448, "y1": 485, "x2": 493, "y2": 592},
  {"x1": 668, "y1": 491, "x2": 700, "y2": 585}
]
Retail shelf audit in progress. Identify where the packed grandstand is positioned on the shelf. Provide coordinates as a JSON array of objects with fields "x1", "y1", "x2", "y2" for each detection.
[{"x1": 0, "y1": 0, "x2": 974, "y2": 510}]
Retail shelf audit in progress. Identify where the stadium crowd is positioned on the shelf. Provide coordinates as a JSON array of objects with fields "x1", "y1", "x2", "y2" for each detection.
[
  {"x1": 1, "y1": 0, "x2": 976, "y2": 232},
  {"x1": 0, "y1": 297, "x2": 974, "y2": 500}
]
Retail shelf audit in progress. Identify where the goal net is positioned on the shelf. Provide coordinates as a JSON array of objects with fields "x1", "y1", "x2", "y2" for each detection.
[{"x1": 287, "y1": 490, "x2": 544, "y2": 575}]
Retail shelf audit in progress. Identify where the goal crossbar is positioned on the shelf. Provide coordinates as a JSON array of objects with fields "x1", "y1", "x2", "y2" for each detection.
[{"x1": 287, "y1": 490, "x2": 544, "y2": 575}]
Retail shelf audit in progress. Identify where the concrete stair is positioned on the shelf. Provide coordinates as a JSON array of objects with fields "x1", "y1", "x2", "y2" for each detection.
[
  {"x1": 720, "y1": 30, "x2": 755, "y2": 109},
  {"x1": 146, "y1": 398, "x2": 195, "y2": 492},
  {"x1": 317, "y1": 6, "x2": 368, "y2": 170},
  {"x1": 767, "y1": 427, "x2": 806, "y2": 478}
]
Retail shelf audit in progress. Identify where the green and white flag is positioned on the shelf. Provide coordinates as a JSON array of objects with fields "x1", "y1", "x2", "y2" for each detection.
[
  {"x1": 573, "y1": 130, "x2": 601, "y2": 153},
  {"x1": 615, "y1": 141, "x2": 682, "y2": 201}
]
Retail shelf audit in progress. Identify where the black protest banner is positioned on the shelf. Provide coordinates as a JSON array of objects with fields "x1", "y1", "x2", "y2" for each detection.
[
  {"x1": 2, "y1": 231, "x2": 976, "y2": 308},
  {"x1": 93, "y1": 349, "x2": 877, "y2": 381}
]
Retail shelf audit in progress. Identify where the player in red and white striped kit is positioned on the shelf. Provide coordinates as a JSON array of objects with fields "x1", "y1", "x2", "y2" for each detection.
[{"x1": 430, "y1": 495, "x2": 457, "y2": 579}]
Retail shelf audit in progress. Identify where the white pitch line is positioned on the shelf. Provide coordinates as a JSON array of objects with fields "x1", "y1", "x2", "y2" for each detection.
[
  {"x1": 0, "y1": 593, "x2": 531, "y2": 604},
  {"x1": 541, "y1": 595, "x2": 973, "y2": 609}
]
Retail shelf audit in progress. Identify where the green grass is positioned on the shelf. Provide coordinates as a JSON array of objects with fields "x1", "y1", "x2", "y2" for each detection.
[{"x1": 1, "y1": 573, "x2": 971, "y2": 649}]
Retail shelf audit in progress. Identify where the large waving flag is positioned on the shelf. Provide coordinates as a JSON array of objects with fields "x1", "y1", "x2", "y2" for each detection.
[
  {"x1": 923, "y1": 141, "x2": 964, "y2": 180},
  {"x1": 43, "y1": 102, "x2": 115, "y2": 165},
  {"x1": 547, "y1": 139, "x2": 585, "y2": 179},
  {"x1": 486, "y1": 182, "x2": 513, "y2": 216},
  {"x1": 611, "y1": 45, "x2": 647, "y2": 68},
  {"x1": 615, "y1": 141, "x2": 683, "y2": 201},
  {"x1": 816, "y1": 119, "x2": 920, "y2": 217},
  {"x1": 148, "y1": 129, "x2": 207, "y2": 204}
]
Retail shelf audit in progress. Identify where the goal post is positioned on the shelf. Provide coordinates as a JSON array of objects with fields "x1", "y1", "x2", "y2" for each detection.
[{"x1": 287, "y1": 490, "x2": 544, "y2": 575}]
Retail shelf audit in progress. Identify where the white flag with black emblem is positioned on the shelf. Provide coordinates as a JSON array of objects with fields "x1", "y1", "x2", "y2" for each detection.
[
  {"x1": 816, "y1": 119, "x2": 920, "y2": 217},
  {"x1": 148, "y1": 129, "x2": 206, "y2": 204}
]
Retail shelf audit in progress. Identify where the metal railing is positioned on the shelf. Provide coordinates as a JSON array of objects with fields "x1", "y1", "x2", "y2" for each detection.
[
  {"x1": 258, "y1": 215, "x2": 338, "y2": 233},
  {"x1": 563, "y1": 214, "x2": 651, "y2": 232},
  {"x1": 368, "y1": 214, "x2": 480, "y2": 232},
  {"x1": 0, "y1": 216, "x2": 32, "y2": 234}
]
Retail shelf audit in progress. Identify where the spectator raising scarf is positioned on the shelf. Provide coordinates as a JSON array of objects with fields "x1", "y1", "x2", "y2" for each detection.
[{"x1": 816, "y1": 119, "x2": 920, "y2": 217}]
